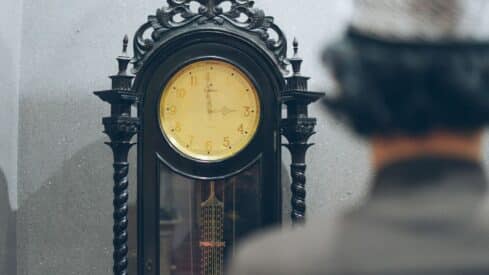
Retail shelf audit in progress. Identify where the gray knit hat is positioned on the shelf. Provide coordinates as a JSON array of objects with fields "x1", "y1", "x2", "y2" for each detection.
[
  {"x1": 321, "y1": 0, "x2": 489, "y2": 137},
  {"x1": 351, "y1": 0, "x2": 489, "y2": 43}
]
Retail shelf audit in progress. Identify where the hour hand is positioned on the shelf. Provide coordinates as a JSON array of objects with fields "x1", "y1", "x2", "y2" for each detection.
[{"x1": 212, "y1": 106, "x2": 237, "y2": 116}]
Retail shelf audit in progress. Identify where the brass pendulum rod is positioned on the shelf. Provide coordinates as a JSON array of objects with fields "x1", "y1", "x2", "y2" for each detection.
[{"x1": 200, "y1": 181, "x2": 225, "y2": 275}]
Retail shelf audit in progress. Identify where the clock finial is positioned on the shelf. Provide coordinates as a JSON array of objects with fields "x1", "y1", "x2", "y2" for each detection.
[
  {"x1": 293, "y1": 37, "x2": 299, "y2": 56},
  {"x1": 289, "y1": 37, "x2": 303, "y2": 76},
  {"x1": 117, "y1": 35, "x2": 131, "y2": 76},
  {"x1": 122, "y1": 34, "x2": 129, "y2": 56}
]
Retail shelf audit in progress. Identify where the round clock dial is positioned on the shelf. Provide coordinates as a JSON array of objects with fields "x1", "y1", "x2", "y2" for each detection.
[{"x1": 159, "y1": 60, "x2": 261, "y2": 161}]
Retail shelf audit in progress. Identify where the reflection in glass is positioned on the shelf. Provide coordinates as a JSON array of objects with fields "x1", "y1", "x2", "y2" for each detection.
[{"x1": 159, "y1": 162, "x2": 262, "y2": 275}]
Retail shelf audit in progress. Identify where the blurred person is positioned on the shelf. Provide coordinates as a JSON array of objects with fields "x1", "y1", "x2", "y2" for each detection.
[{"x1": 228, "y1": 0, "x2": 489, "y2": 274}]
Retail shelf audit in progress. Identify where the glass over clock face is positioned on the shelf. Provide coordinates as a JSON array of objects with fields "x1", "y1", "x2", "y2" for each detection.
[{"x1": 159, "y1": 60, "x2": 261, "y2": 162}]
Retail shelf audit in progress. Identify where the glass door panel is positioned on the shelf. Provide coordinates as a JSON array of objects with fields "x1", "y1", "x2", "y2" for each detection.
[{"x1": 159, "y1": 162, "x2": 262, "y2": 275}]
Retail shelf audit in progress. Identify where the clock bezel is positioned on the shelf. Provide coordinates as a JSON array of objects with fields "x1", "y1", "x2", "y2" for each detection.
[
  {"x1": 157, "y1": 58, "x2": 262, "y2": 163},
  {"x1": 150, "y1": 52, "x2": 265, "y2": 179}
]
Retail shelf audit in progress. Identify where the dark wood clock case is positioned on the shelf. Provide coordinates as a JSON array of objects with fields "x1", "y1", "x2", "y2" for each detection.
[{"x1": 133, "y1": 1, "x2": 286, "y2": 274}]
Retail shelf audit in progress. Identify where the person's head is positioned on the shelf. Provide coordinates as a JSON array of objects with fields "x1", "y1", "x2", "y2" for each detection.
[{"x1": 323, "y1": 0, "x2": 489, "y2": 167}]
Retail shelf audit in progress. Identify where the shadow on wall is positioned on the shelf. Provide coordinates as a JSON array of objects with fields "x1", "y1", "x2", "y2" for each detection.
[
  {"x1": 0, "y1": 30, "x2": 18, "y2": 275},
  {"x1": 0, "y1": 169, "x2": 16, "y2": 275},
  {"x1": 16, "y1": 139, "x2": 138, "y2": 275},
  {"x1": 15, "y1": 136, "x2": 290, "y2": 274},
  {"x1": 281, "y1": 162, "x2": 292, "y2": 223}
]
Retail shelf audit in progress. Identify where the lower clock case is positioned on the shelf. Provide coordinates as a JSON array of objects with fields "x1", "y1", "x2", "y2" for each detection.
[{"x1": 159, "y1": 162, "x2": 263, "y2": 275}]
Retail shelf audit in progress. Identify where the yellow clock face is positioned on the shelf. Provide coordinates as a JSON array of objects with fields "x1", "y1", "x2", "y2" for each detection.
[{"x1": 159, "y1": 60, "x2": 261, "y2": 162}]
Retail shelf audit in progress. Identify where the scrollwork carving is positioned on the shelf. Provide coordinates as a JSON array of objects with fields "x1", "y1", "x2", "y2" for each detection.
[
  {"x1": 103, "y1": 117, "x2": 140, "y2": 142},
  {"x1": 281, "y1": 118, "x2": 317, "y2": 143},
  {"x1": 133, "y1": 0, "x2": 287, "y2": 72}
]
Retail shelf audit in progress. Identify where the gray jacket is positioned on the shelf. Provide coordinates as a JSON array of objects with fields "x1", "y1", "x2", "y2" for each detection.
[{"x1": 228, "y1": 157, "x2": 489, "y2": 275}]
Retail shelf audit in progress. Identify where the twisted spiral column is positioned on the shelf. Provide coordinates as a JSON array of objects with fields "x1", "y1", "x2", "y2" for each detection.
[
  {"x1": 95, "y1": 36, "x2": 139, "y2": 275},
  {"x1": 112, "y1": 162, "x2": 129, "y2": 275},
  {"x1": 282, "y1": 118, "x2": 316, "y2": 224},
  {"x1": 104, "y1": 124, "x2": 137, "y2": 275},
  {"x1": 290, "y1": 163, "x2": 307, "y2": 222}
]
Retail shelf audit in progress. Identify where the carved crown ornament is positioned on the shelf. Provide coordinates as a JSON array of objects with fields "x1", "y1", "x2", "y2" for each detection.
[{"x1": 132, "y1": 0, "x2": 288, "y2": 72}]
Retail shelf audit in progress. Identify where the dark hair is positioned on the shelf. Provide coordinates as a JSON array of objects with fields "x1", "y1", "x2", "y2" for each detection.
[{"x1": 322, "y1": 30, "x2": 489, "y2": 137}]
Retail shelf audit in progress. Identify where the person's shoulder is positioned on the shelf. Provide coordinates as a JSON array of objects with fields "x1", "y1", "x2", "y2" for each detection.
[{"x1": 227, "y1": 215, "x2": 341, "y2": 275}]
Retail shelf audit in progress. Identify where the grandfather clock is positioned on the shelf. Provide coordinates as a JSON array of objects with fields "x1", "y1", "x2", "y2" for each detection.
[{"x1": 95, "y1": 1, "x2": 323, "y2": 274}]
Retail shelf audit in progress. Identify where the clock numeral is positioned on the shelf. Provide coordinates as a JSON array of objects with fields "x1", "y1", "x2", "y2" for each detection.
[
  {"x1": 243, "y1": 106, "x2": 251, "y2": 117},
  {"x1": 238, "y1": 124, "x2": 249, "y2": 135},
  {"x1": 167, "y1": 105, "x2": 177, "y2": 115},
  {"x1": 223, "y1": 137, "x2": 231, "y2": 148},
  {"x1": 206, "y1": 72, "x2": 214, "y2": 88},
  {"x1": 176, "y1": 88, "x2": 186, "y2": 98},
  {"x1": 205, "y1": 141, "x2": 213, "y2": 153},
  {"x1": 174, "y1": 122, "x2": 182, "y2": 133},
  {"x1": 190, "y1": 75, "x2": 197, "y2": 87}
]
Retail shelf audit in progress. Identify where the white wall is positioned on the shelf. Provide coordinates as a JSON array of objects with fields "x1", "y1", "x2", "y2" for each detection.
[
  {"x1": 0, "y1": 0, "x2": 22, "y2": 211},
  {"x1": 0, "y1": 1, "x2": 22, "y2": 274}
]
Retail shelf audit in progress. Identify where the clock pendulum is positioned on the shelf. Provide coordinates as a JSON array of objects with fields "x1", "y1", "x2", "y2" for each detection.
[{"x1": 199, "y1": 181, "x2": 226, "y2": 275}]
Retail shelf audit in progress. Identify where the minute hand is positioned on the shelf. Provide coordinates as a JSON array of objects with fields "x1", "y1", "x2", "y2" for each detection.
[{"x1": 205, "y1": 86, "x2": 217, "y2": 113}]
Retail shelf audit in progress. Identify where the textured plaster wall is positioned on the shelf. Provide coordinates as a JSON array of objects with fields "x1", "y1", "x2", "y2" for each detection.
[
  {"x1": 16, "y1": 1, "x2": 165, "y2": 274},
  {"x1": 0, "y1": 0, "x2": 22, "y2": 274},
  {"x1": 13, "y1": 0, "x2": 489, "y2": 274},
  {"x1": 1, "y1": 0, "x2": 22, "y2": 212}
]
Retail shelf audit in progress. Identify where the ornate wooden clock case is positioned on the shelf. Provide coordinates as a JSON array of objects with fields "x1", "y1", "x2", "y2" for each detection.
[
  {"x1": 95, "y1": 0, "x2": 322, "y2": 274},
  {"x1": 137, "y1": 2, "x2": 285, "y2": 274}
]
